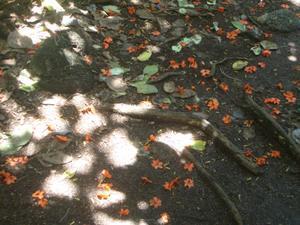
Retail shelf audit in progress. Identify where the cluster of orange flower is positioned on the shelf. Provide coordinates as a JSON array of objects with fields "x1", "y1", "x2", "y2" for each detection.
[
  {"x1": 206, "y1": 98, "x2": 219, "y2": 110},
  {"x1": 244, "y1": 149, "x2": 281, "y2": 167},
  {"x1": 102, "y1": 36, "x2": 113, "y2": 49},
  {"x1": 32, "y1": 190, "x2": 48, "y2": 208},
  {"x1": 5, "y1": 156, "x2": 28, "y2": 167},
  {"x1": 226, "y1": 29, "x2": 241, "y2": 40},
  {"x1": 127, "y1": 40, "x2": 148, "y2": 53}
]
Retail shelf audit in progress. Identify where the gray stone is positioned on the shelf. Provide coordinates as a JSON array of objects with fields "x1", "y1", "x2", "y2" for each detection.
[
  {"x1": 29, "y1": 28, "x2": 96, "y2": 93},
  {"x1": 163, "y1": 81, "x2": 176, "y2": 93},
  {"x1": 292, "y1": 128, "x2": 300, "y2": 144},
  {"x1": 7, "y1": 30, "x2": 33, "y2": 49},
  {"x1": 256, "y1": 9, "x2": 300, "y2": 32}
]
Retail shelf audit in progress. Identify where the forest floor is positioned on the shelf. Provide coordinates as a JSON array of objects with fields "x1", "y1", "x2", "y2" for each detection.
[{"x1": 0, "y1": 0, "x2": 299, "y2": 225}]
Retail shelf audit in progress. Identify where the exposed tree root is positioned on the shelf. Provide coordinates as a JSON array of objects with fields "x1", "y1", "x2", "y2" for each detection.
[
  {"x1": 182, "y1": 149, "x2": 243, "y2": 225},
  {"x1": 97, "y1": 103, "x2": 244, "y2": 225},
  {"x1": 98, "y1": 103, "x2": 262, "y2": 175},
  {"x1": 245, "y1": 95, "x2": 300, "y2": 162}
]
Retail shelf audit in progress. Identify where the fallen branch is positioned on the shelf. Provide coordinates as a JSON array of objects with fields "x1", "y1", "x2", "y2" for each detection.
[
  {"x1": 245, "y1": 95, "x2": 300, "y2": 162},
  {"x1": 182, "y1": 149, "x2": 243, "y2": 225},
  {"x1": 98, "y1": 103, "x2": 261, "y2": 175}
]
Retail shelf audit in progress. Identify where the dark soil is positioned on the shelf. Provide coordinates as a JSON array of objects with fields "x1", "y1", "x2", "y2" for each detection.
[{"x1": 0, "y1": 1, "x2": 299, "y2": 225}]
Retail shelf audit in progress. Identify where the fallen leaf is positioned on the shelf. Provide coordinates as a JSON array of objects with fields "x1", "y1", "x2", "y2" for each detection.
[
  {"x1": 190, "y1": 140, "x2": 206, "y2": 152},
  {"x1": 55, "y1": 135, "x2": 69, "y2": 142},
  {"x1": 232, "y1": 60, "x2": 248, "y2": 70},
  {"x1": 137, "y1": 50, "x2": 152, "y2": 61}
]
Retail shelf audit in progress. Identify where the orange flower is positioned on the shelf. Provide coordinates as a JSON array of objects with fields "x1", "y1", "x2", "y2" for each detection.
[
  {"x1": 148, "y1": 134, "x2": 156, "y2": 142},
  {"x1": 244, "y1": 83, "x2": 254, "y2": 95},
  {"x1": 119, "y1": 208, "x2": 129, "y2": 216},
  {"x1": 5, "y1": 156, "x2": 28, "y2": 167},
  {"x1": 264, "y1": 98, "x2": 280, "y2": 105},
  {"x1": 127, "y1": 46, "x2": 138, "y2": 53},
  {"x1": 0, "y1": 171, "x2": 17, "y2": 185},
  {"x1": 217, "y1": 6, "x2": 225, "y2": 13},
  {"x1": 183, "y1": 178, "x2": 194, "y2": 188},
  {"x1": 97, "y1": 193, "x2": 110, "y2": 200},
  {"x1": 32, "y1": 190, "x2": 45, "y2": 200},
  {"x1": 226, "y1": 29, "x2": 240, "y2": 40},
  {"x1": 103, "y1": 36, "x2": 113, "y2": 49},
  {"x1": 257, "y1": 62, "x2": 266, "y2": 68},
  {"x1": 256, "y1": 156, "x2": 267, "y2": 167},
  {"x1": 280, "y1": 3, "x2": 289, "y2": 9},
  {"x1": 219, "y1": 82, "x2": 229, "y2": 92},
  {"x1": 187, "y1": 57, "x2": 198, "y2": 69},
  {"x1": 271, "y1": 107, "x2": 281, "y2": 116},
  {"x1": 169, "y1": 60, "x2": 180, "y2": 69},
  {"x1": 269, "y1": 150, "x2": 281, "y2": 158},
  {"x1": 85, "y1": 133, "x2": 92, "y2": 143},
  {"x1": 206, "y1": 98, "x2": 219, "y2": 110},
  {"x1": 127, "y1": 6, "x2": 136, "y2": 15},
  {"x1": 163, "y1": 177, "x2": 179, "y2": 191},
  {"x1": 200, "y1": 69, "x2": 211, "y2": 77},
  {"x1": 83, "y1": 55, "x2": 93, "y2": 65},
  {"x1": 183, "y1": 162, "x2": 194, "y2": 172},
  {"x1": 38, "y1": 198, "x2": 48, "y2": 208},
  {"x1": 97, "y1": 183, "x2": 113, "y2": 191},
  {"x1": 244, "y1": 120, "x2": 254, "y2": 127},
  {"x1": 55, "y1": 135, "x2": 69, "y2": 142},
  {"x1": 244, "y1": 149, "x2": 253, "y2": 158},
  {"x1": 101, "y1": 169, "x2": 112, "y2": 179},
  {"x1": 244, "y1": 66, "x2": 257, "y2": 74},
  {"x1": 160, "y1": 212, "x2": 170, "y2": 224},
  {"x1": 283, "y1": 91, "x2": 296, "y2": 103},
  {"x1": 151, "y1": 159, "x2": 163, "y2": 169},
  {"x1": 149, "y1": 196, "x2": 162, "y2": 208},
  {"x1": 262, "y1": 49, "x2": 271, "y2": 57},
  {"x1": 222, "y1": 114, "x2": 232, "y2": 124},
  {"x1": 151, "y1": 31, "x2": 161, "y2": 36}
]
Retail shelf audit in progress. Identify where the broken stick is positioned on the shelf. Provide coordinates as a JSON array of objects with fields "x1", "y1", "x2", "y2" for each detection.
[
  {"x1": 245, "y1": 95, "x2": 300, "y2": 162},
  {"x1": 99, "y1": 103, "x2": 261, "y2": 175}
]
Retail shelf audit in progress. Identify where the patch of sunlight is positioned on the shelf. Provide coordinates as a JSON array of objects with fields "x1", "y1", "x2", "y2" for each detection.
[
  {"x1": 288, "y1": 55, "x2": 297, "y2": 62},
  {"x1": 93, "y1": 212, "x2": 149, "y2": 225},
  {"x1": 30, "y1": 119, "x2": 52, "y2": 140},
  {"x1": 75, "y1": 112, "x2": 107, "y2": 134},
  {"x1": 98, "y1": 128, "x2": 138, "y2": 167},
  {"x1": 42, "y1": 0, "x2": 65, "y2": 12},
  {"x1": 39, "y1": 96, "x2": 70, "y2": 136},
  {"x1": 113, "y1": 103, "x2": 153, "y2": 114},
  {"x1": 110, "y1": 114, "x2": 129, "y2": 124},
  {"x1": 157, "y1": 130, "x2": 194, "y2": 155},
  {"x1": 130, "y1": 0, "x2": 142, "y2": 5},
  {"x1": 16, "y1": 25, "x2": 51, "y2": 45},
  {"x1": 64, "y1": 148, "x2": 95, "y2": 174},
  {"x1": 289, "y1": 0, "x2": 300, "y2": 6},
  {"x1": 147, "y1": 45, "x2": 161, "y2": 53},
  {"x1": 87, "y1": 188, "x2": 126, "y2": 209},
  {"x1": 137, "y1": 201, "x2": 149, "y2": 210},
  {"x1": 42, "y1": 172, "x2": 78, "y2": 199}
]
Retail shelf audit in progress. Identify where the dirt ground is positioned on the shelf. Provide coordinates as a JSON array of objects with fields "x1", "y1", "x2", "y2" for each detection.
[{"x1": 0, "y1": 0, "x2": 299, "y2": 225}]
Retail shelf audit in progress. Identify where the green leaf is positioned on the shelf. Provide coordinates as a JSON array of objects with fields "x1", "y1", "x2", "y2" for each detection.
[
  {"x1": 103, "y1": 5, "x2": 121, "y2": 14},
  {"x1": 171, "y1": 44, "x2": 182, "y2": 53},
  {"x1": 110, "y1": 67, "x2": 129, "y2": 76},
  {"x1": 137, "y1": 50, "x2": 152, "y2": 61},
  {"x1": 250, "y1": 46, "x2": 262, "y2": 55},
  {"x1": 260, "y1": 40, "x2": 278, "y2": 50},
  {"x1": 143, "y1": 65, "x2": 159, "y2": 76},
  {"x1": 0, "y1": 125, "x2": 32, "y2": 156},
  {"x1": 190, "y1": 140, "x2": 206, "y2": 152},
  {"x1": 232, "y1": 60, "x2": 248, "y2": 70},
  {"x1": 231, "y1": 21, "x2": 246, "y2": 32},
  {"x1": 18, "y1": 69, "x2": 39, "y2": 92},
  {"x1": 131, "y1": 81, "x2": 158, "y2": 94}
]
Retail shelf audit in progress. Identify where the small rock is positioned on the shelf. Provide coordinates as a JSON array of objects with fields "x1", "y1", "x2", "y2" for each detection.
[
  {"x1": 7, "y1": 30, "x2": 33, "y2": 49},
  {"x1": 105, "y1": 76, "x2": 128, "y2": 92},
  {"x1": 172, "y1": 89, "x2": 196, "y2": 99},
  {"x1": 157, "y1": 17, "x2": 171, "y2": 33},
  {"x1": 292, "y1": 128, "x2": 300, "y2": 144},
  {"x1": 163, "y1": 81, "x2": 176, "y2": 93}
]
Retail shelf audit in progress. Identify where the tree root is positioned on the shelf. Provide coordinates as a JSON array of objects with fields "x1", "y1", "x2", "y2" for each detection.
[
  {"x1": 98, "y1": 103, "x2": 245, "y2": 225},
  {"x1": 99, "y1": 103, "x2": 262, "y2": 175},
  {"x1": 245, "y1": 95, "x2": 300, "y2": 162},
  {"x1": 182, "y1": 149, "x2": 243, "y2": 225}
]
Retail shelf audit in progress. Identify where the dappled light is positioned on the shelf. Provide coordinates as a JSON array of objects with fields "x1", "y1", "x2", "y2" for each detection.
[
  {"x1": 157, "y1": 130, "x2": 194, "y2": 155},
  {"x1": 98, "y1": 128, "x2": 138, "y2": 167},
  {"x1": 289, "y1": 0, "x2": 300, "y2": 6},
  {"x1": 42, "y1": 172, "x2": 78, "y2": 199},
  {"x1": 75, "y1": 112, "x2": 107, "y2": 134},
  {"x1": 64, "y1": 148, "x2": 96, "y2": 175},
  {"x1": 93, "y1": 212, "x2": 149, "y2": 225},
  {"x1": 87, "y1": 188, "x2": 126, "y2": 209}
]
